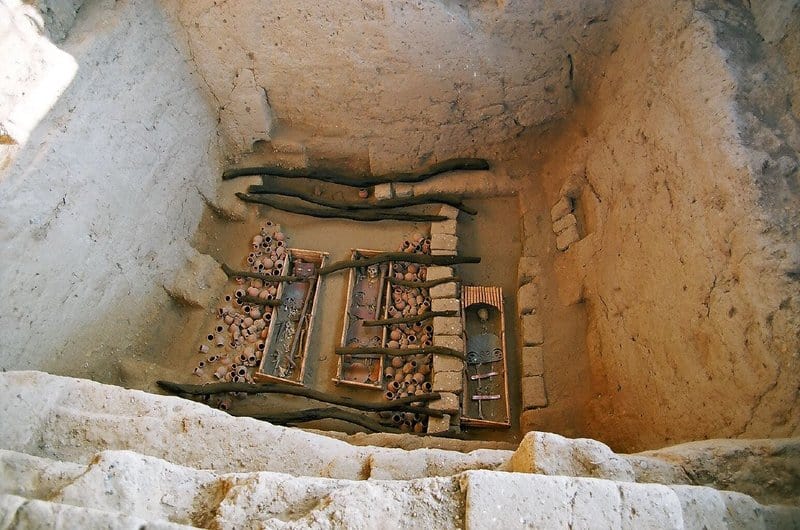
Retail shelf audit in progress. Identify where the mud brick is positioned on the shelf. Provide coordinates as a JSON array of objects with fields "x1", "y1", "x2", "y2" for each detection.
[
  {"x1": 552, "y1": 213, "x2": 577, "y2": 234},
  {"x1": 434, "y1": 316, "x2": 463, "y2": 336},
  {"x1": 373, "y1": 183, "x2": 394, "y2": 200},
  {"x1": 430, "y1": 219, "x2": 457, "y2": 236},
  {"x1": 433, "y1": 370, "x2": 463, "y2": 393},
  {"x1": 550, "y1": 196, "x2": 572, "y2": 221},
  {"x1": 522, "y1": 346, "x2": 544, "y2": 376},
  {"x1": 556, "y1": 224, "x2": 580, "y2": 251},
  {"x1": 522, "y1": 375, "x2": 548, "y2": 408},
  {"x1": 431, "y1": 298, "x2": 460, "y2": 313},
  {"x1": 521, "y1": 314, "x2": 544, "y2": 345}
]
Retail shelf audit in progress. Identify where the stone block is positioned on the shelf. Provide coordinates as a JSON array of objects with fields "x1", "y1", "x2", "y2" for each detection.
[
  {"x1": 669, "y1": 485, "x2": 729, "y2": 530},
  {"x1": 431, "y1": 249, "x2": 457, "y2": 256},
  {"x1": 393, "y1": 182, "x2": 414, "y2": 198},
  {"x1": 517, "y1": 282, "x2": 538, "y2": 314},
  {"x1": 556, "y1": 223, "x2": 580, "y2": 251},
  {"x1": 459, "y1": 471, "x2": 625, "y2": 529},
  {"x1": 508, "y1": 431, "x2": 634, "y2": 481},
  {"x1": 618, "y1": 482, "x2": 684, "y2": 529},
  {"x1": 373, "y1": 183, "x2": 393, "y2": 200},
  {"x1": 425, "y1": 266, "x2": 453, "y2": 281},
  {"x1": 438, "y1": 204, "x2": 459, "y2": 219},
  {"x1": 552, "y1": 213, "x2": 577, "y2": 234},
  {"x1": 550, "y1": 196, "x2": 572, "y2": 221},
  {"x1": 426, "y1": 414, "x2": 452, "y2": 433},
  {"x1": 430, "y1": 219, "x2": 457, "y2": 236},
  {"x1": 433, "y1": 316, "x2": 463, "y2": 336},
  {"x1": 433, "y1": 352, "x2": 464, "y2": 373},
  {"x1": 431, "y1": 298, "x2": 460, "y2": 313},
  {"x1": 521, "y1": 375, "x2": 547, "y2": 409},
  {"x1": 432, "y1": 370, "x2": 463, "y2": 393},
  {"x1": 430, "y1": 282, "x2": 458, "y2": 299},
  {"x1": 433, "y1": 335, "x2": 464, "y2": 354},
  {"x1": 430, "y1": 233, "x2": 458, "y2": 251},
  {"x1": 521, "y1": 314, "x2": 544, "y2": 345},
  {"x1": 0, "y1": 495, "x2": 170, "y2": 530},
  {"x1": 521, "y1": 346, "x2": 544, "y2": 377},
  {"x1": 518, "y1": 257, "x2": 541, "y2": 285},
  {"x1": 428, "y1": 392, "x2": 460, "y2": 411}
]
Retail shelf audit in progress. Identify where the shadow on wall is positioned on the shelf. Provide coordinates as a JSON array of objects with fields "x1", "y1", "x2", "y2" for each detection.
[
  {"x1": 0, "y1": 0, "x2": 220, "y2": 379},
  {"x1": 0, "y1": 2, "x2": 77, "y2": 152}
]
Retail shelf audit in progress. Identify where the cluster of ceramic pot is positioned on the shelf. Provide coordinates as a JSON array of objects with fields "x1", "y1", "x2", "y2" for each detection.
[
  {"x1": 396, "y1": 233, "x2": 431, "y2": 255},
  {"x1": 383, "y1": 353, "x2": 434, "y2": 401},
  {"x1": 383, "y1": 234, "x2": 433, "y2": 414},
  {"x1": 193, "y1": 222, "x2": 285, "y2": 397},
  {"x1": 379, "y1": 409, "x2": 427, "y2": 433}
]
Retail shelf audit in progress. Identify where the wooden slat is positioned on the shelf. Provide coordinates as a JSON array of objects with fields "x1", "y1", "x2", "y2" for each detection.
[{"x1": 462, "y1": 285, "x2": 503, "y2": 309}]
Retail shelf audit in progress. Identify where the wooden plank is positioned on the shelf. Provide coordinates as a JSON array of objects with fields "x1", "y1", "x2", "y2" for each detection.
[
  {"x1": 460, "y1": 285, "x2": 511, "y2": 428},
  {"x1": 334, "y1": 249, "x2": 388, "y2": 390},
  {"x1": 255, "y1": 248, "x2": 328, "y2": 386}
]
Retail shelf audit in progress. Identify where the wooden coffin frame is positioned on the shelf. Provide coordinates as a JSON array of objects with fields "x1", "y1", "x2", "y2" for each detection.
[
  {"x1": 333, "y1": 249, "x2": 390, "y2": 389},
  {"x1": 254, "y1": 248, "x2": 328, "y2": 386},
  {"x1": 460, "y1": 285, "x2": 511, "y2": 428}
]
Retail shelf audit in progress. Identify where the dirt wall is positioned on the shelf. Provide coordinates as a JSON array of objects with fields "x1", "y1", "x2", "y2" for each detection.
[
  {"x1": 165, "y1": 0, "x2": 611, "y2": 172},
  {"x1": 0, "y1": 0, "x2": 220, "y2": 374},
  {"x1": 545, "y1": 0, "x2": 800, "y2": 451}
]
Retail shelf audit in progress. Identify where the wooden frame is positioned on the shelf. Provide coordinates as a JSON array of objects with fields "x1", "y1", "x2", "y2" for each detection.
[
  {"x1": 334, "y1": 249, "x2": 390, "y2": 389},
  {"x1": 255, "y1": 248, "x2": 328, "y2": 386},
  {"x1": 460, "y1": 285, "x2": 511, "y2": 428}
]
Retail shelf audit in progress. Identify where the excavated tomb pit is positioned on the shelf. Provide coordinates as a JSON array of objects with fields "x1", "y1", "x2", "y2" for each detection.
[{"x1": 1, "y1": 0, "x2": 798, "y2": 455}]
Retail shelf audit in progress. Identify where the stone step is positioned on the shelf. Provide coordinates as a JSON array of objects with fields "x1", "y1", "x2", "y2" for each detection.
[
  {"x1": 461, "y1": 470, "x2": 800, "y2": 530},
  {"x1": 0, "y1": 449, "x2": 462, "y2": 529},
  {"x1": 0, "y1": 371, "x2": 511, "y2": 480},
  {"x1": 2, "y1": 448, "x2": 797, "y2": 530},
  {"x1": 0, "y1": 493, "x2": 191, "y2": 530},
  {"x1": 506, "y1": 431, "x2": 800, "y2": 506},
  {"x1": 2, "y1": 370, "x2": 799, "y2": 526}
]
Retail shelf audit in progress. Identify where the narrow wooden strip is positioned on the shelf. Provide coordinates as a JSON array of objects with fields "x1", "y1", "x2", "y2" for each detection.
[
  {"x1": 156, "y1": 380, "x2": 442, "y2": 411},
  {"x1": 221, "y1": 263, "x2": 300, "y2": 283},
  {"x1": 247, "y1": 184, "x2": 478, "y2": 215},
  {"x1": 387, "y1": 276, "x2": 461, "y2": 288},
  {"x1": 245, "y1": 410, "x2": 470, "y2": 438},
  {"x1": 361, "y1": 310, "x2": 457, "y2": 327},
  {"x1": 318, "y1": 252, "x2": 480, "y2": 275},
  {"x1": 238, "y1": 295, "x2": 281, "y2": 307},
  {"x1": 335, "y1": 346, "x2": 464, "y2": 360},
  {"x1": 237, "y1": 407, "x2": 389, "y2": 432},
  {"x1": 237, "y1": 193, "x2": 447, "y2": 223},
  {"x1": 222, "y1": 157, "x2": 490, "y2": 186}
]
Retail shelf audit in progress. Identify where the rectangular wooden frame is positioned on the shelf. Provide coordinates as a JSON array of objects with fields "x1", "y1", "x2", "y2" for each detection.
[
  {"x1": 333, "y1": 249, "x2": 390, "y2": 390},
  {"x1": 460, "y1": 285, "x2": 511, "y2": 428},
  {"x1": 255, "y1": 248, "x2": 328, "y2": 386}
]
